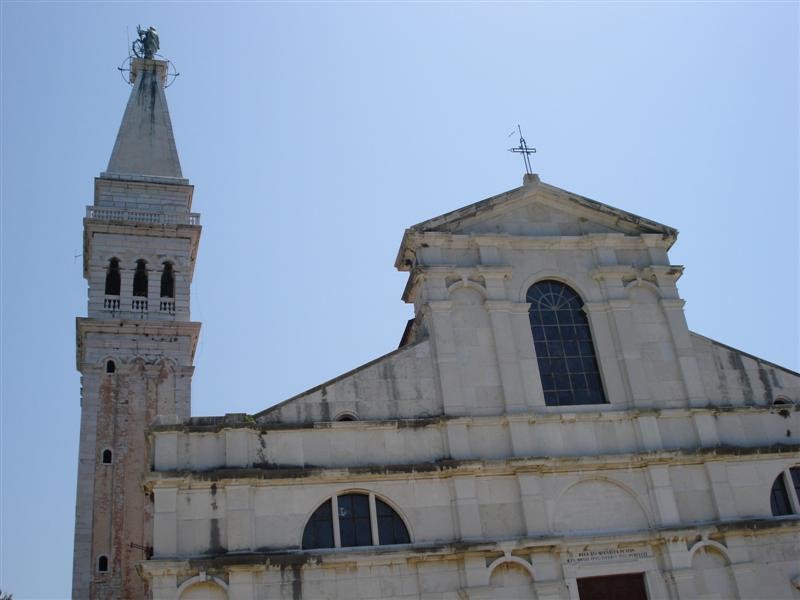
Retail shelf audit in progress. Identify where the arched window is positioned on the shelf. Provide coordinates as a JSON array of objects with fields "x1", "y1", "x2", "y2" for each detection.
[
  {"x1": 97, "y1": 555, "x2": 108, "y2": 572},
  {"x1": 302, "y1": 492, "x2": 410, "y2": 550},
  {"x1": 102, "y1": 449, "x2": 113, "y2": 464},
  {"x1": 104, "y1": 258, "x2": 121, "y2": 296},
  {"x1": 527, "y1": 280, "x2": 606, "y2": 406},
  {"x1": 335, "y1": 413, "x2": 357, "y2": 422},
  {"x1": 133, "y1": 260, "x2": 148, "y2": 297},
  {"x1": 771, "y1": 466, "x2": 800, "y2": 516},
  {"x1": 106, "y1": 360, "x2": 116, "y2": 374},
  {"x1": 160, "y1": 262, "x2": 175, "y2": 298}
]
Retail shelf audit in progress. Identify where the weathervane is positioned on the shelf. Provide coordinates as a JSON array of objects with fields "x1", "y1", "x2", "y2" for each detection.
[{"x1": 508, "y1": 125, "x2": 536, "y2": 175}]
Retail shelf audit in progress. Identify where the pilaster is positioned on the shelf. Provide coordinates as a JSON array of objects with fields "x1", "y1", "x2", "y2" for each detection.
[
  {"x1": 426, "y1": 301, "x2": 466, "y2": 415},
  {"x1": 582, "y1": 302, "x2": 630, "y2": 406},
  {"x1": 485, "y1": 300, "x2": 528, "y2": 412},
  {"x1": 452, "y1": 476, "x2": 482, "y2": 540},
  {"x1": 153, "y1": 486, "x2": 178, "y2": 557}
]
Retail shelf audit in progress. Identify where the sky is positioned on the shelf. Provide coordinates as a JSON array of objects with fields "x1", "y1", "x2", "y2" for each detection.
[{"x1": 1, "y1": 1, "x2": 798, "y2": 598}]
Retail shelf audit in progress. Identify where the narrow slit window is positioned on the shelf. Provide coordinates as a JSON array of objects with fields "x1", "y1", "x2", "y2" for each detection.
[
  {"x1": 133, "y1": 260, "x2": 148, "y2": 297},
  {"x1": 102, "y1": 449, "x2": 112, "y2": 464},
  {"x1": 105, "y1": 258, "x2": 121, "y2": 296},
  {"x1": 97, "y1": 555, "x2": 108, "y2": 572},
  {"x1": 106, "y1": 360, "x2": 115, "y2": 374},
  {"x1": 527, "y1": 280, "x2": 607, "y2": 406},
  {"x1": 160, "y1": 262, "x2": 175, "y2": 298}
]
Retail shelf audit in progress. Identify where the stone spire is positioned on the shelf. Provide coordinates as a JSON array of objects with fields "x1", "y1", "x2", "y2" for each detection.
[{"x1": 103, "y1": 58, "x2": 183, "y2": 180}]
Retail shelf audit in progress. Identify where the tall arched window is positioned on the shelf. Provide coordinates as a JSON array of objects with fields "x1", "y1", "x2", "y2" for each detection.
[
  {"x1": 160, "y1": 262, "x2": 175, "y2": 298},
  {"x1": 527, "y1": 280, "x2": 606, "y2": 406},
  {"x1": 132, "y1": 260, "x2": 148, "y2": 297},
  {"x1": 771, "y1": 466, "x2": 800, "y2": 516},
  {"x1": 302, "y1": 492, "x2": 410, "y2": 550},
  {"x1": 104, "y1": 258, "x2": 121, "y2": 296}
]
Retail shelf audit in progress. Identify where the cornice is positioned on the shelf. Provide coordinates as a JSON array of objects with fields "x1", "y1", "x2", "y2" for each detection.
[
  {"x1": 75, "y1": 317, "x2": 202, "y2": 368},
  {"x1": 145, "y1": 443, "x2": 800, "y2": 487}
]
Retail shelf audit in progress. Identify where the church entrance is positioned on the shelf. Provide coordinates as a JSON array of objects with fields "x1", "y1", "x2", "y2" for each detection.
[{"x1": 577, "y1": 573, "x2": 648, "y2": 600}]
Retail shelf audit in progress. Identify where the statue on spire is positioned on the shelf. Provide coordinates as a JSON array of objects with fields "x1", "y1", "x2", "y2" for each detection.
[{"x1": 133, "y1": 25, "x2": 160, "y2": 59}]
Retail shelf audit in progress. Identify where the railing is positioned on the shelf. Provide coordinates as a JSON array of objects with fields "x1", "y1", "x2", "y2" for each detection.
[
  {"x1": 86, "y1": 206, "x2": 200, "y2": 226},
  {"x1": 159, "y1": 299, "x2": 175, "y2": 315},
  {"x1": 101, "y1": 296, "x2": 179, "y2": 318},
  {"x1": 104, "y1": 296, "x2": 120, "y2": 311}
]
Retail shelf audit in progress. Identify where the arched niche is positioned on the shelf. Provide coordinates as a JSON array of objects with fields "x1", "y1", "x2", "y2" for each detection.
[
  {"x1": 488, "y1": 560, "x2": 536, "y2": 599},
  {"x1": 552, "y1": 478, "x2": 650, "y2": 534},
  {"x1": 690, "y1": 546, "x2": 738, "y2": 600},
  {"x1": 177, "y1": 574, "x2": 228, "y2": 600}
]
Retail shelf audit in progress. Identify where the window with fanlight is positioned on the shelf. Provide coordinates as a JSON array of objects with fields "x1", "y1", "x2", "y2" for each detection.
[
  {"x1": 302, "y1": 492, "x2": 410, "y2": 550},
  {"x1": 527, "y1": 280, "x2": 607, "y2": 406}
]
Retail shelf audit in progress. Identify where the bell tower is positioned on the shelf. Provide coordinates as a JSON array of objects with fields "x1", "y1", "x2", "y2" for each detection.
[{"x1": 72, "y1": 49, "x2": 201, "y2": 599}]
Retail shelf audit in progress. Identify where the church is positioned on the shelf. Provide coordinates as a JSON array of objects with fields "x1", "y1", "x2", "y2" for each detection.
[{"x1": 72, "y1": 51, "x2": 800, "y2": 600}]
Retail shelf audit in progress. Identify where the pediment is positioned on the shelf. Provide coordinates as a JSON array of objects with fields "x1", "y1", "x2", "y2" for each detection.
[{"x1": 410, "y1": 179, "x2": 676, "y2": 239}]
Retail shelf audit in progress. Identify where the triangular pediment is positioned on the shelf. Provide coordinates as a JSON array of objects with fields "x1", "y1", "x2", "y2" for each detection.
[{"x1": 410, "y1": 178, "x2": 676, "y2": 238}]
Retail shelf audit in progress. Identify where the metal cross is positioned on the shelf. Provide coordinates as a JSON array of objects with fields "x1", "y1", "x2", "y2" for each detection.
[{"x1": 508, "y1": 125, "x2": 536, "y2": 175}]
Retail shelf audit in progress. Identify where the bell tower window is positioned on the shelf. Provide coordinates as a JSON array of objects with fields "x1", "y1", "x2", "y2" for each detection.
[
  {"x1": 160, "y1": 262, "x2": 175, "y2": 298},
  {"x1": 104, "y1": 258, "x2": 121, "y2": 296},
  {"x1": 132, "y1": 260, "x2": 148, "y2": 297}
]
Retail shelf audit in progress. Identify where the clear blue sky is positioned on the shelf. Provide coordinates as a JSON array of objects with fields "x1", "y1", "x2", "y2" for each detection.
[{"x1": 1, "y1": 2, "x2": 797, "y2": 598}]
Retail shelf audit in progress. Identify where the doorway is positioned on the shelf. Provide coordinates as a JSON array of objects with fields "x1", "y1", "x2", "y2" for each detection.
[{"x1": 577, "y1": 573, "x2": 648, "y2": 600}]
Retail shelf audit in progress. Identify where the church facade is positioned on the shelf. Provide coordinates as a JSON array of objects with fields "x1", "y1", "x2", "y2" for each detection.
[{"x1": 73, "y1": 56, "x2": 800, "y2": 600}]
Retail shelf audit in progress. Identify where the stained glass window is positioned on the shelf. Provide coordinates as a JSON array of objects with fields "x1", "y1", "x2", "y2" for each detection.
[{"x1": 527, "y1": 280, "x2": 607, "y2": 406}]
